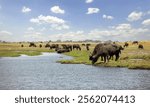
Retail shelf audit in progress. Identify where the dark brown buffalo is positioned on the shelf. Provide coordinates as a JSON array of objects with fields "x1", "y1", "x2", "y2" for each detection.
[
  {"x1": 132, "y1": 41, "x2": 138, "y2": 45},
  {"x1": 21, "y1": 44, "x2": 24, "y2": 47},
  {"x1": 49, "y1": 44, "x2": 59, "y2": 49},
  {"x1": 85, "y1": 44, "x2": 91, "y2": 51},
  {"x1": 29, "y1": 42, "x2": 36, "y2": 47},
  {"x1": 73, "y1": 44, "x2": 81, "y2": 50},
  {"x1": 138, "y1": 44, "x2": 144, "y2": 49},
  {"x1": 45, "y1": 44, "x2": 50, "y2": 48},
  {"x1": 124, "y1": 42, "x2": 129, "y2": 48},
  {"x1": 39, "y1": 44, "x2": 42, "y2": 48},
  {"x1": 89, "y1": 43, "x2": 123, "y2": 64},
  {"x1": 61, "y1": 44, "x2": 72, "y2": 51},
  {"x1": 57, "y1": 48, "x2": 70, "y2": 53}
]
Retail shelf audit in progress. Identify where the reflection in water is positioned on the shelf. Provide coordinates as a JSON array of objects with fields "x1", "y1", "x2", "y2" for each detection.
[{"x1": 0, "y1": 53, "x2": 150, "y2": 90}]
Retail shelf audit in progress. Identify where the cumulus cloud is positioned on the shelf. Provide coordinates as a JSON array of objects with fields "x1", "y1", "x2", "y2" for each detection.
[
  {"x1": 88, "y1": 23, "x2": 149, "y2": 41},
  {"x1": 142, "y1": 19, "x2": 150, "y2": 26},
  {"x1": 0, "y1": 30, "x2": 12, "y2": 35},
  {"x1": 103, "y1": 14, "x2": 114, "y2": 20},
  {"x1": 86, "y1": 8, "x2": 100, "y2": 14},
  {"x1": 30, "y1": 15, "x2": 65, "y2": 24},
  {"x1": 50, "y1": 6, "x2": 65, "y2": 14},
  {"x1": 22, "y1": 6, "x2": 31, "y2": 13},
  {"x1": 127, "y1": 11, "x2": 143, "y2": 21},
  {"x1": 48, "y1": 31, "x2": 85, "y2": 41},
  {"x1": 86, "y1": 0, "x2": 94, "y2": 3},
  {"x1": 50, "y1": 24, "x2": 69, "y2": 30},
  {"x1": 30, "y1": 15, "x2": 69, "y2": 30}
]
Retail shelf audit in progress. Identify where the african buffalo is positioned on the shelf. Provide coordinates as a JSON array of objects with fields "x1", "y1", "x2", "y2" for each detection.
[
  {"x1": 73, "y1": 44, "x2": 81, "y2": 50},
  {"x1": 49, "y1": 44, "x2": 59, "y2": 50},
  {"x1": 29, "y1": 42, "x2": 36, "y2": 47},
  {"x1": 85, "y1": 44, "x2": 91, "y2": 51},
  {"x1": 57, "y1": 48, "x2": 70, "y2": 53},
  {"x1": 124, "y1": 42, "x2": 129, "y2": 48},
  {"x1": 39, "y1": 44, "x2": 42, "y2": 48},
  {"x1": 89, "y1": 43, "x2": 123, "y2": 64},
  {"x1": 132, "y1": 41, "x2": 138, "y2": 45},
  {"x1": 61, "y1": 44, "x2": 72, "y2": 51},
  {"x1": 45, "y1": 44, "x2": 50, "y2": 48},
  {"x1": 21, "y1": 44, "x2": 24, "y2": 47},
  {"x1": 138, "y1": 44, "x2": 144, "y2": 49}
]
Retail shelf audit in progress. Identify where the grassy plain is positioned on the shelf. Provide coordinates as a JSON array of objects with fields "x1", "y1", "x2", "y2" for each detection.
[
  {"x1": 0, "y1": 42, "x2": 54, "y2": 57},
  {"x1": 58, "y1": 41, "x2": 150, "y2": 69},
  {"x1": 0, "y1": 41, "x2": 150, "y2": 69}
]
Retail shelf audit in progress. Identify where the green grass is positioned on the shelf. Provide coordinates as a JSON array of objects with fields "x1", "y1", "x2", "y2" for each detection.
[
  {"x1": 58, "y1": 42, "x2": 150, "y2": 70},
  {"x1": 0, "y1": 42, "x2": 54, "y2": 57},
  {"x1": 0, "y1": 42, "x2": 150, "y2": 69}
]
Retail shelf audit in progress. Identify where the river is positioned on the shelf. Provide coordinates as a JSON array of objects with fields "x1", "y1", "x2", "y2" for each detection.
[{"x1": 0, "y1": 53, "x2": 150, "y2": 90}]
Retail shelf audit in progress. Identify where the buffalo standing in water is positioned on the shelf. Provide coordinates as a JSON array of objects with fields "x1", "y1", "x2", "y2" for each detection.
[{"x1": 89, "y1": 43, "x2": 123, "y2": 64}]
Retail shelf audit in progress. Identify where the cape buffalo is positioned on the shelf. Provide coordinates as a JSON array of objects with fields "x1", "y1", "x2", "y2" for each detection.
[
  {"x1": 89, "y1": 43, "x2": 123, "y2": 64},
  {"x1": 39, "y1": 44, "x2": 42, "y2": 48},
  {"x1": 45, "y1": 44, "x2": 50, "y2": 48},
  {"x1": 29, "y1": 42, "x2": 36, "y2": 47},
  {"x1": 61, "y1": 44, "x2": 72, "y2": 51},
  {"x1": 57, "y1": 48, "x2": 70, "y2": 53},
  {"x1": 124, "y1": 42, "x2": 129, "y2": 48},
  {"x1": 132, "y1": 41, "x2": 138, "y2": 45},
  {"x1": 21, "y1": 44, "x2": 24, "y2": 47},
  {"x1": 73, "y1": 44, "x2": 81, "y2": 50},
  {"x1": 49, "y1": 44, "x2": 59, "y2": 50},
  {"x1": 138, "y1": 44, "x2": 144, "y2": 49}
]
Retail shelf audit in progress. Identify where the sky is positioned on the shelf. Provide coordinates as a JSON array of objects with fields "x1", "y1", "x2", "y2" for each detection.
[{"x1": 0, "y1": 0, "x2": 150, "y2": 42}]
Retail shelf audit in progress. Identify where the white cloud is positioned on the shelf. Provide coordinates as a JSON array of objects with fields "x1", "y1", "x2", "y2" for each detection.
[
  {"x1": 86, "y1": 0, "x2": 94, "y2": 3},
  {"x1": 142, "y1": 19, "x2": 150, "y2": 26},
  {"x1": 86, "y1": 8, "x2": 100, "y2": 14},
  {"x1": 50, "y1": 6, "x2": 65, "y2": 14},
  {"x1": 48, "y1": 31, "x2": 85, "y2": 41},
  {"x1": 0, "y1": 5, "x2": 2, "y2": 10},
  {"x1": 115, "y1": 23, "x2": 131, "y2": 30},
  {"x1": 50, "y1": 24, "x2": 70, "y2": 30},
  {"x1": 30, "y1": 15, "x2": 65, "y2": 24},
  {"x1": 30, "y1": 15, "x2": 69, "y2": 30},
  {"x1": 88, "y1": 23, "x2": 149, "y2": 41},
  {"x1": 22, "y1": 6, "x2": 31, "y2": 13},
  {"x1": 27, "y1": 27, "x2": 34, "y2": 31},
  {"x1": 127, "y1": 11, "x2": 143, "y2": 21},
  {"x1": 103, "y1": 14, "x2": 114, "y2": 20},
  {"x1": 0, "y1": 30, "x2": 12, "y2": 35}
]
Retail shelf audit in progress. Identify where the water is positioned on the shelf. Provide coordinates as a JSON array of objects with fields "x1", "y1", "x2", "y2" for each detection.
[{"x1": 0, "y1": 53, "x2": 150, "y2": 90}]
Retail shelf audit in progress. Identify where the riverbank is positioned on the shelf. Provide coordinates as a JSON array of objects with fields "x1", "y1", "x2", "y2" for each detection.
[
  {"x1": 58, "y1": 50, "x2": 150, "y2": 70},
  {"x1": 0, "y1": 42, "x2": 54, "y2": 57},
  {"x1": 58, "y1": 41, "x2": 150, "y2": 70},
  {"x1": 0, "y1": 42, "x2": 150, "y2": 69}
]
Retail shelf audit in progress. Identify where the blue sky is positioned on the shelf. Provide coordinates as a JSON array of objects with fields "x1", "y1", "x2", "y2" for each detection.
[{"x1": 0, "y1": 0, "x2": 150, "y2": 41}]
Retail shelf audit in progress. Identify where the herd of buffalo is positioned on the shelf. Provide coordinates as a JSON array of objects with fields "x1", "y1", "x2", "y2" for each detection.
[{"x1": 21, "y1": 41, "x2": 144, "y2": 64}]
